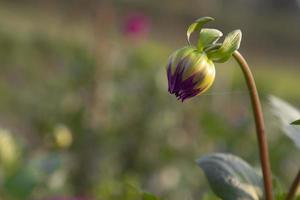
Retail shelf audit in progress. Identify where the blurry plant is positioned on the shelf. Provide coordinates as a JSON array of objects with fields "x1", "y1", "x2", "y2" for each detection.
[
  {"x1": 53, "y1": 124, "x2": 73, "y2": 149},
  {"x1": 0, "y1": 129, "x2": 20, "y2": 170},
  {"x1": 291, "y1": 120, "x2": 300, "y2": 126},
  {"x1": 0, "y1": 128, "x2": 70, "y2": 200},
  {"x1": 270, "y1": 96, "x2": 300, "y2": 200},
  {"x1": 124, "y1": 13, "x2": 150, "y2": 40},
  {"x1": 269, "y1": 96, "x2": 300, "y2": 149},
  {"x1": 164, "y1": 16, "x2": 295, "y2": 200},
  {"x1": 95, "y1": 180, "x2": 163, "y2": 200}
]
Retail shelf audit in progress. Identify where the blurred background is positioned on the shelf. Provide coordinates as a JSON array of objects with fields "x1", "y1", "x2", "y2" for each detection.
[{"x1": 0, "y1": 0, "x2": 300, "y2": 199}]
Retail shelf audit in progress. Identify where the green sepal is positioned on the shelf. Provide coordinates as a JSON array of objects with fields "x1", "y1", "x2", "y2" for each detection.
[
  {"x1": 207, "y1": 30, "x2": 242, "y2": 63},
  {"x1": 197, "y1": 28, "x2": 223, "y2": 51},
  {"x1": 291, "y1": 119, "x2": 300, "y2": 125},
  {"x1": 186, "y1": 17, "x2": 214, "y2": 46}
]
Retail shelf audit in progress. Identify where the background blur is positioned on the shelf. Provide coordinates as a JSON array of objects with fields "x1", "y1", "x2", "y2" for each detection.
[{"x1": 0, "y1": 0, "x2": 300, "y2": 199}]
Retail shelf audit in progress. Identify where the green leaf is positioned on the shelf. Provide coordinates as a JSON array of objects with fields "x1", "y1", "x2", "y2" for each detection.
[
  {"x1": 202, "y1": 193, "x2": 221, "y2": 200},
  {"x1": 197, "y1": 153, "x2": 263, "y2": 200},
  {"x1": 275, "y1": 194, "x2": 286, "y2": 200},
  {"x1": 4, "y1": 167, "x2": 38, "y2": 199},
  {"x1": 186, "y1": 17, "x2": 214, "y2": 46},
  {"x1": 207, "y1": 30, "x2": 242, "y2": 63},
  {"x1": 198, "y1": 28, "x2": 223, "y2": 51},
  {"x1": 291, "y1": 119, "x2": 300, "y2": 125},
  {"x1": 272, "y1": 175, "x2": 286, "y2": 200},
  {"x1": 142, "y1": 192, "x2": 161, "y2": 200},
  {"x1": 269, "y1": 95, "x2": 300, "y2": 149}
]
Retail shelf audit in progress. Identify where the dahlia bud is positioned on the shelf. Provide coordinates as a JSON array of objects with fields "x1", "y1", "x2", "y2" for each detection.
[
  {"x1": 166, "y1": 17, "x2": 242, "y2": 102},
  {"x1": 167, "y1": 47, "x2": 215, "y2": 101}
]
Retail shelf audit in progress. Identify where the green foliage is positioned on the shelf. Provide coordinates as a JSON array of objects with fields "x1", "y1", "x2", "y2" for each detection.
[
  {"x1": 4, "y1": 167, "x2": 38, "y2": 199},
  {"x1": 291, "y1": 119, "x2": 300, "y2": 125},
  {"x1": 142, "y1": 192, "x2": 161, "y2": 200},
  {"x1": 269, "y1": 95, "x2": 300, "y2": 149},
  {"x1": 198, "y1": 153, "x2": 263, "y2": 200},
  {"x1": 201, "y1": 193, "x2": 220, "y2": 200},
  {"x1": 273, "y1": 176, "x2": 286, "y2": 198},
  {"x1": 95, "y1": 181, "x2": 162, "y2": 200}
]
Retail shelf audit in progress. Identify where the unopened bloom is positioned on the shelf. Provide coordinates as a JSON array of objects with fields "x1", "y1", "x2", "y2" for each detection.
[
  {"x1": 166, "y1": 17, "x2": 242, "y2": 102},
  {"x1": 167, "y1": 47, "x2": 215, "y2": 101}
]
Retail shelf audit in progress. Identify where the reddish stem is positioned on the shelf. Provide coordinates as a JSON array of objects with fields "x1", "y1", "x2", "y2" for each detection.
[
  {"x1": 233, "y1": 51, "x2": 273, "y2": 200},
  {"x1": 286, "y1": 168, "x2": 300, "y2": 200}
]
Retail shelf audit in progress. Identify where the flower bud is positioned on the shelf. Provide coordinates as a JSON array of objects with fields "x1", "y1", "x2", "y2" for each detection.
[
  {"x1": 166, "y1": 17, "x2": 242, "y2": 102},
  {"x1": 167, "y1": 46, "x2": 215, "y2": 101}
]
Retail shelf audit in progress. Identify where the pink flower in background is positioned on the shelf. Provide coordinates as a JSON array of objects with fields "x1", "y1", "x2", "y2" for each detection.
[{"x1": 124, "y1": 13, "x2": 150, "y2": 39}]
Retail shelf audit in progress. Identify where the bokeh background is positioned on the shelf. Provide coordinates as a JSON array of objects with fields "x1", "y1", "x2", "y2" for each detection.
[{"x1": 0, "y1": 0, "x2": 300, "y2": 199}]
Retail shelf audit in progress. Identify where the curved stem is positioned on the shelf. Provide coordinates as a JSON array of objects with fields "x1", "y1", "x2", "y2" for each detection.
[
  {"x1": 233, "y1": 51, "x2": 273, "y2": 200},
  {"x1": 286, "y1": 168, "x2": 300, "y2": 200}
]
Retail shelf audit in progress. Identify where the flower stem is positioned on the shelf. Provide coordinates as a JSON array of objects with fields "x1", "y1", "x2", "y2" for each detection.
[
  {"x1": 233, "y1": 51, "x2": 273, "y2": 200},
  {"x1": 286, "y1": 168, "x2": 300, "y2": 200}
]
